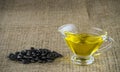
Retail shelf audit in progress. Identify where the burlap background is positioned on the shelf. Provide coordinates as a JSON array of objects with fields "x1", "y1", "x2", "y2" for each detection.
[{"x1": 0, "y1": 0, "x2": 120, "y2": 72}]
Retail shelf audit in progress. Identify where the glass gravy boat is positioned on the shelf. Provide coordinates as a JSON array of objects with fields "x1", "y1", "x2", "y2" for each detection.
[{"x1": 58, "y1": 24, "x2": 114, "y2": 65}]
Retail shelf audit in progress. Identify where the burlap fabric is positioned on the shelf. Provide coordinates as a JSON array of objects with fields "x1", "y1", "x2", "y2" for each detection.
[{"x1": 0, "y1": 0, "x2": 120, "y2": 72}]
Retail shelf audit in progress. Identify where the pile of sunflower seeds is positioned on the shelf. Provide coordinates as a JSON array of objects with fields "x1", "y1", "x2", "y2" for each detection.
[{"x1": 8, "y1": 47, "x2": 63, "y2": 64}]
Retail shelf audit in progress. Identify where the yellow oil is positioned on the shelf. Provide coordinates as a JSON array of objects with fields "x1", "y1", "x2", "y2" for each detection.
[{"x1": 64, "y1": 32, "x2": 104, "y2": 56}]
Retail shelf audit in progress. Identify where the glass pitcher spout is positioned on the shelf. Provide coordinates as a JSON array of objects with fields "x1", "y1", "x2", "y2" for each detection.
[{"x1": 58, "y1": 24, "x2": 78, "y2": 37}]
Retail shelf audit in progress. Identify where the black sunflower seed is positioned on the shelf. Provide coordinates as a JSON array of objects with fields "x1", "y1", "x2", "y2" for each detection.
[
  {"x1": 8, "y1": 53, "x2": 17, "y2": 61},
  {"x1": 21, "y1": 59, "x2": 30, "y2": 64}
]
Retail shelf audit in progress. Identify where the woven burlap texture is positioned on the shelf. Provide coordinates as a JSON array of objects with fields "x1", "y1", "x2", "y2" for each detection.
[{"x1": 0, "y1": 0, "x2": 120, "y2": 72}]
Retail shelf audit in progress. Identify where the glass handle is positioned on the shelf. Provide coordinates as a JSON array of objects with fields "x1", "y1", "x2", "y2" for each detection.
[{"x1": 94, "y1": 36, "x2": 115, "y2": 56}]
